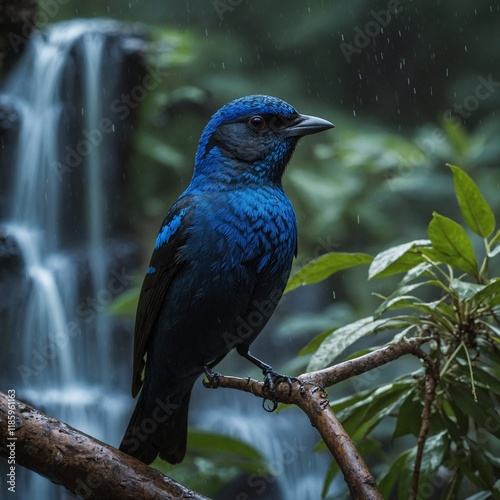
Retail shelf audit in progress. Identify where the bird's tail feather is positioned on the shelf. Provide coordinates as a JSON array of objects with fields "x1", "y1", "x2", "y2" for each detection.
[{"x1": 119, "y1": 386, "x2": 192, "y2": 465}]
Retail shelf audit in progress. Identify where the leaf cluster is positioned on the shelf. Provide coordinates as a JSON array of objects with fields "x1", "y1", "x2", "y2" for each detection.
[{"x1": 288, "y1": 165, "x2": 500, "y2": 498}]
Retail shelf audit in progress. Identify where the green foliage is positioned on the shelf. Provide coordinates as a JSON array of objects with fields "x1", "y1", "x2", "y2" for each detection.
[
  {"x1": 152, "y1": 429, "x2": 270, "y2": 497},
  {"x1": 290, "y1": 165, "x2": 500, "y2": 498},
  {"x1": 284, "y1": 252, "x2": 372, "y2": 293},
  {"x1": 108, "y1": 287, "x2": 140, "y2": 317},
  {"x1": 449, "y1": 165, "x2": 495, "y2": 238}
]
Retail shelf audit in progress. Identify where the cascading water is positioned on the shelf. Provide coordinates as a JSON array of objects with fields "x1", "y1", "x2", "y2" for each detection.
[
  {"x1": 0, "y1": 19, "x2": 144, "y2": 499},
  {"x1": 0, "y1": 18, "x2": 332, "y2": 500}
]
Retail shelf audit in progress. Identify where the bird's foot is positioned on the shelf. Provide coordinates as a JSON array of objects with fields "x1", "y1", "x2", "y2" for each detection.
[
  {"x1": 203, "y1": 366, "x2": 221, "y2": 389},
  {"x1": 261, "y1": 369, "x2": 301, "y2": 412}
]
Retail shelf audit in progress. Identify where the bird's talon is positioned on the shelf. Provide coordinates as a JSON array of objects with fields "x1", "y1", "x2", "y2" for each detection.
[
  {"x1": 203, "y1": 367, "x2": 221, "y2": 388},
  {"x1": 262, "y1": 398, "x2": 278, "y2": 412}
]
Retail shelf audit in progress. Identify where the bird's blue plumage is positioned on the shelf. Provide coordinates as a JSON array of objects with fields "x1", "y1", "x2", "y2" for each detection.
[
  {"x1": 119, "y1": 95, "x2": 334, "y2": 465},
  {"x1": 154, "y1": 207, "x2": 190, "y2": 250}
]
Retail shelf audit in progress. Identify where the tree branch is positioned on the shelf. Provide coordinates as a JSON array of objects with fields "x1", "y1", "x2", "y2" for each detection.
[
  {"x1": 301, "y1": 336, "x2": 433, "y2": 388},
  {"x1": 0, "y1": 391, "x2": 207, "y2": 499},
  {"x1": 205, "y1": 374, "x2": 382, "y2": 499},
  {"x1": 206, "y1": 337, "x2": 434, "y2": 499},
  {"x1": 410, "y1": 345, "x2": 440, "y2": 500},
  {"x1": 0, "y1": 337, "x2": 434, "y2": 498}
]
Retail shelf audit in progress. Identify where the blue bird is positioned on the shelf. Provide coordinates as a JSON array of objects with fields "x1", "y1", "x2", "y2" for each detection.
[{"x1": 119, "y1": 95, "x2": 334, "y2": 465}]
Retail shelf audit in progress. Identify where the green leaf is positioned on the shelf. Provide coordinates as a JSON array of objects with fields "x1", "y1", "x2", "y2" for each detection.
[
  {"x1": 321, "y1": 460, "x2": 340, "y2": 498},
  {"x1": 468, "y1": 439, "x2": 497, "y2": 489},
  {"x1": 329, "y1": 386, "x2": 375, "y2": 414},
  {"x1": 447, "y1": 398, "x2": 470, "y2": 435},
  {"x1": 415, "y1": 432, "x2": 449, "y2": 496},
  {"x1": 449, "y1": 164, "x2": 495, "y2": 238},
  {"x1": 400, "y1": 262, "x2": 434, "y2": 285},
  {"x1": 449, "y1": 279, "x2": 485, "y2": 302},
  {"x1": 418, "y1": 432, "x2": 449, "y2": 472},
  {"x1": 443, "y1": 119, "x2": 469, "y2": 156},
  {"x1": 380, "y1": 432, "x2": 448, "y2": 498},
  {"x1": 298, "y1": 327, "x2": 336, "y2": 356},
  {"x1": 392, "y1": 388, "x2": 421, "y2": 438},
  {"x1": 368, "y1": 240, "x2": 431, "y2": 279},
  {"x1": 427, "y1": 212, "x2": 478, "y2": 276},
  {"x1": 479, "y1": 321, "x2": 500, "y2": 338},
  {"x1": 490, "y1": 229, "x2": 500, "y2": 247},
  {"x1": 374, "y1": 281, "x2": 444, "y2": 317},
  {"x1": 187, "y1": 430, "x2": 268, "y2": 472},
  {"x1": 375, "y1": 296, "x2": 449, "y2": 320},
  {"x1": 334, "y1": 381, "x2": 415, "y2": 440},
  {"x1": 108, "y1": 287, "x2": 140, "y2": 316},
  {"x1": 285, "y1": 252, "x2": 372, "y2": 293},
  {"x1": 472, "y1": 279, "x2": 500, "y2": 305},
  {"x1": 307, "y1": 316, "x2": 386, "y2": 371},
  {"x1": 153, "y1": 429, "x2": 269, "y2": 497},
  {"x1": 447, "y1": 384, "x2": 500, "y2": 440},
  {"x1": 378, "y1": 449, "x2": 413, "y2": 498},
  {"x1": 349, "y1": 382, "x2": 415, "y2": 440},
  {"x1": 469, "y1": 365, "x2": 500, "y2": 396},
  {"x1": 138, "y1": 135, "x2": 185, "y2": 170}
]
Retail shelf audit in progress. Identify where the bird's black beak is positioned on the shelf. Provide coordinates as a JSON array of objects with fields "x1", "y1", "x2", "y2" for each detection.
[{"x1": 284, "y1": 114, "x2": 335, "y2": 137}]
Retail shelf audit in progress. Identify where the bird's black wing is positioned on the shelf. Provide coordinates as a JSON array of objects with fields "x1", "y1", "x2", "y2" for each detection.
[{"x1": 131, "y1": 196, "x2": 192, "y2": 397}]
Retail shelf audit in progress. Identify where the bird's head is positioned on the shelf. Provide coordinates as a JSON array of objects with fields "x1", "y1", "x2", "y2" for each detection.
[{"x1": 193, "y1": 95, "x2": 334, "y2": 186}]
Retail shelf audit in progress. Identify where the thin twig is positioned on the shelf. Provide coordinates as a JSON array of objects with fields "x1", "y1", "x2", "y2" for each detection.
[{"x1": 409, "y1": 345, "x2": 440, "y2": 500}]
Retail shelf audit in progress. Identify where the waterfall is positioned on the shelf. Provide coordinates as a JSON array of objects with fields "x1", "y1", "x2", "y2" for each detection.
[{"x1": 0, "y1": 19, "x2": 144, "y2": 499}]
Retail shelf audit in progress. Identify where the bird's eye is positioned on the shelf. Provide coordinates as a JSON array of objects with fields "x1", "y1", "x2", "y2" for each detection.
[{"x1": 248, "y1": 115, "x2": 266, "y2": 131}]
